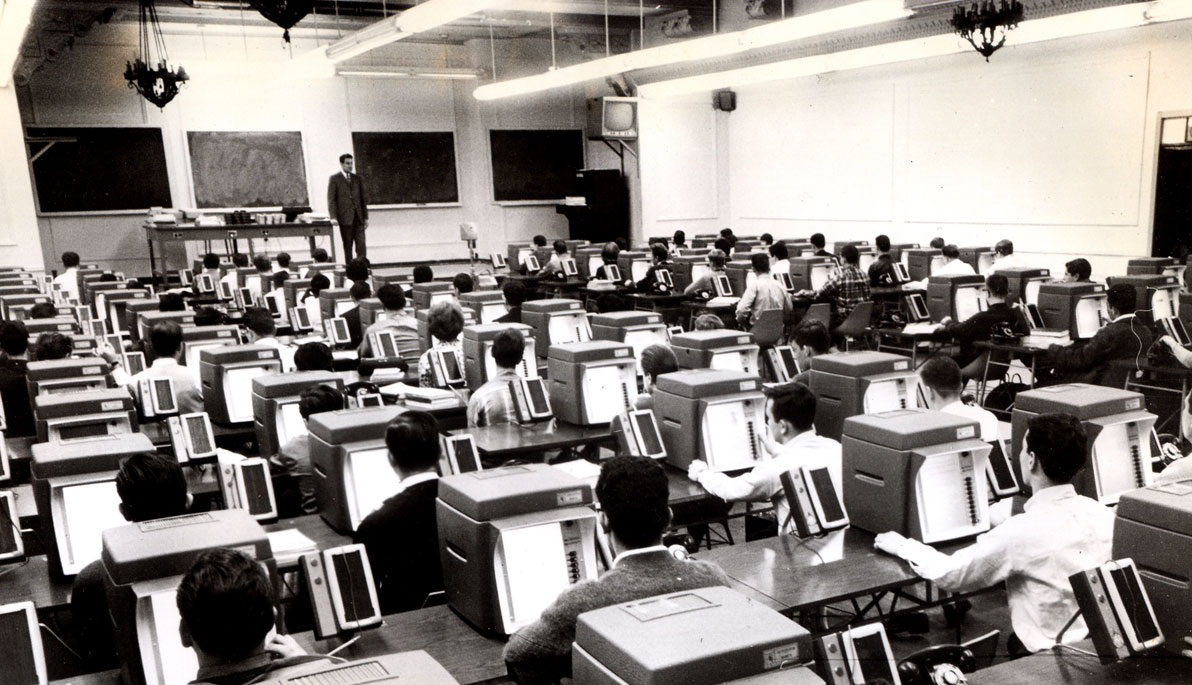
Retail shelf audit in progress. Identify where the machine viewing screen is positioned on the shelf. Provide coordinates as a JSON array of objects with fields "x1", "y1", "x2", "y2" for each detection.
[
  {"x1": 346, "y1": 448, "x2": 402, "y2": 529},
  {"x1": 331, "y1": 548, "x2": 375, "y2": 623},
  {"x1": 499, "y1": 523, "x2": 571, "y2": 626},
  {"x1": 58, "y1": 422, "x2": 109, "y2": 442},
  {"x1": 277, "y1": 402, "x2": 308, "y2": 446},
  {"x1": 141, "y1": 590, "x2": 199, "y2": 685},
  {"x1": 60, "y1": 480, "x2": 125, "y2": 573},
  {"x1": 224, "y1": 366, "x2": 271, "y2": 423}
]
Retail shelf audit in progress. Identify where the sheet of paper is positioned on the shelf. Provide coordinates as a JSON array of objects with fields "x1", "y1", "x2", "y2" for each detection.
[{"x1": 267, "y1": 529, "x2": 317, "y2": 554}]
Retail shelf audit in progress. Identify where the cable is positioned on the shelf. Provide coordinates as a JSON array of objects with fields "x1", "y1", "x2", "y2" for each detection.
[{"x1": 38, "y1": 622, "x2": 82, "y2": 662}]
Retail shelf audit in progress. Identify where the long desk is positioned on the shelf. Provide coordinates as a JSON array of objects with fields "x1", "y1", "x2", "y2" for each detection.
[
  {"x1": 971, "y1": 647, "x2": 1191, "y2": 684},
  {"x1": 457, "y1": 421, "x2": 614, "y2": 463},
  {"x1": 143, "y1": 221, "x2": 336, "y2": 285}
]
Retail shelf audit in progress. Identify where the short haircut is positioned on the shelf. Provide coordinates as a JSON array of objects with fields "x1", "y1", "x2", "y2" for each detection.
[
  {"x1": 159, "y1": 293, "x2": 185, "y2": 312},
  {"x1": 253, "y1": 255, "x2": 271, "y2": 272},
  {"x1": 428, "y1": 301, "x2": 465, "y2": 342},
  {"x1": 929, "y1": 237, "x2": 946, "y2": 249},
  {"x1": 918, "y1": 356, "x2": 962, "y2": 398},
  {"x1": 875, "y1": 234, "x2": 891, "y2": 252},
  {"x1": 345, "y1": 259, "x2": 370, "y2": 283},
  {"x1": 116, "y1": 453, "x2": 188, "y2": 522},
  {"x1": 650, "y1": 244, "x2": 669, "y2": 263},
  {"x1": 995, "y1": 239, "x2": 1013, "y2": 256},
  {"x1": 309, "y1": 273, "x2": 331, "y2": 296},
  {"x1": 1025, "y1": 413, "x2": 1087, "y2": 483},
  {"x1": 339, "y1": 153, "x2": 353, "y2": 163},
  {"x1": 0, "y1": 320, "x2": 28, "y2": 356},
  {"x1": 769, "y1": 241, "x2": 789, "y2": 261},
  {"x1": 720, "y1": 227, "x2": 734, "y2": 238},
  {"x1": 1107, "y1": 283, "x2": 1137, "y2": 314},
  {"x1": 614, "y1": 237, "x2": 629, "y2": 251},
  {"x1": 149, "y1": 321, "x2": 184, "y2": 359},
  {"x1": 385, "y1": 410, "x2": 441, "y2": 473},
  {"x1": 810, "y1": 233, "x2": 826, "y2": 249},
  {"x1": 503, "y1": 279, "x2": 527, "y2": 307},
  {"x1": 492, "y1": 328, "x2": 525, "y2": 369},
  {"x1": 751, "y1": 252, "x2": 770, "y2": 273},
  {"x1": 311, "y1": 248, "x2": 329, "y2": 263},
  {"x1": 35, "y1": 332, "x2": 72, "y2": 360},
  {"x1": 640, "y1": 344, "x2": 678, "y2": 384},
  {"x1": 841, "y1": 245, "x2": 860, "y2": 265},
  {"x1": 694, "y1": 314, "x2": 723, "y2": 330},
  {"x1": 192, "y1": 306, "x2": 225, "y2": 327},
  {"x1": 760, "y1": 233, "x2": 774, "y2": 246},
  {"x1": 553, "y1": 240, "x2": 567, "y2": 254},
  {"x1": 532, "y1": 235, "x2": 547, "y2": 247},
  {"x1": 349, "y1": 281, "x2": 372, "y2": 301},
  {"x1": 377, "y1": 283, "x2": 406, "y2": 311},
  {"x1": 62, "y1": 252, "x2": 81, "y2": 268},
  {"x1": 243, "y1": 307, "x2": 276, "y2": 336},
  {"x1": 231, "y1": 253, "x2": 250, "y2": 268},
  {"x1": 793, "y1": 319, "x2": 831, "y2": 354},
  {"x1": 298, "y1": 384, "x2": 343, "y2": 420},
  {"x1": 707, "y1": 249, "x2": 728, "y2": 269},
  {"x1": 177, "y1": 549, "x2": 275, "y2": 662},
  {"x1": 412, "y1": 265, "x2": 433, "y2": 283},
  {"x1": 942, "y1": 244, "x2": 960, "y2": 260},
  {"x1": 294, "y1": 342, "x2": 334, "y2": 372},
  {"x1": 985, "y1": 273, "x2": 1009, "y2": 298},
  {"x1": 452, "y1": 272, "x2": 474, "y2": 294},
  {"x1": 98, "y1": 273, "x2": 118, "y2": 282},
  {"x1": 765, "y1": 382, "x2": 816, "y2": 432},
  {"x1": 601, "y1": 242, "x2": 620, "y2": 263},
  {"x1": 672, "y1": 230, "x2": 686, "y2": 245},
  {"x1": 596, "y1": 456, "x2": 670, "y2": 548},
  {"x1": 713, "y1": 237, "x2": 732, "y2": 254},
  {"x1": 29, "y1": 302, "x2": 58, "y2": 319},
  {"x1": 203, "y1": 253, "x2": 221, "y2": 270},
  {"x1": 276, "y1": 252, "x2": 291, "y2": 268},
  {"x1": 271, "y1": 271, "x2": 288, "y2": 289},
  {"x1": 1065, "y1": 258, "x2": 1091, "y2": 281}
]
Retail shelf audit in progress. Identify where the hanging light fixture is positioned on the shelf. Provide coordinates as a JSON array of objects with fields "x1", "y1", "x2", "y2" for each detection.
[
  {"x1": 951, "y1": 0, "x2": 1025, "y2": 62},
  {"x1": 248, "y1": 0, "x2": 314, "y2": 43},
  {"x1": 124, "y1": 0, "x2": 188, "y2": 108}
]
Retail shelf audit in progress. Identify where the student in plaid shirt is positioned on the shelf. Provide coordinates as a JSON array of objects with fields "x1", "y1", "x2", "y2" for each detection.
[{"x1": 801, "y1": 244, "x2": 870, "y2": 326}]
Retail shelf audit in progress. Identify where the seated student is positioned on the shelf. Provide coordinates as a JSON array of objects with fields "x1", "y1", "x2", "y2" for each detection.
[
  {"x1": 0, "y1": 321, "x2": 34, "y2": 437},
  {"x1": 495, "y1": 280, "x2": 526, "y2": 324},
  {"x1": 345, "y1": 258, "x2": 371, "y2": 286},
  {"x1": 178, "y1": 548, "x2": 325, "y2": 684},
  {"x1": 688, "y1": 383, "x2": 842, "y2": 537},
  {"x1": 1157, "y1": 393, "x2": 1192, "y2": 484},
  {"x1": 293, "y1": 341, "x2": 334, "y2": 373},
  {"x1": 300, "y1": 249, "x2": 331, "y2": 278},
  {"x1": 803, "y1": 245, "x2": 869, "y2": 327},
  {"x1": 934, "y1": 244, "x2": 977, "y2": 278},
  {"x1": 918, "y1": 356, "x2": 998, "y2": 441},
  {"x1": 412, "y1": 264, "x2": 434, "y2": 284},
  {"x1": 759, "y1": 232, "x2": 774, "y2": 248},
  {"x1": 452, "y1": 272, "x2": 475, "y2": 295},
  {"x1": 684, "y1": 249, "x2": 728, "y2": 297},
  {"x1": 1062, "y1": 258, "x2": 1092, "y2": 283},
  {"x1": 592, "y1": 242, "x2": 621, "y2": 281},
  {"x1": 275, "y1": 252, "x2": 292, "y2": 275},
  {"x1": 300, "y1": 273, "x2": 331, "y2": 328},
  {"x1": 1044, "y1": 283, "x2": 1152, "y2": 387},
  {"x1": 992, "y1": 239, "x2": 1026, "y2": 270},
  {"x1": 539, "y1": 240, "x2": 570, "y2": 278},
  {"x1": 635, "y1": 244, "x2": 672, "y2": 292},
  {"x1": 34, "y1": 332, "x2": 72, "y2": 361},
  {"x1": 670, "y1": 229, "x2": 687, "y2": 255},
  {"x1": 719, "y1": 227, "x2": 737, "y2": 249},
  {"x1": 418, "y1": 301, "x2": 465, "y2": 388},
  {"x1": 712, "y1": 236, "x2": 733, "y2": 257},
  {"x1": 72, "y1": 453, "x2": 191, "y2": 670},
  {"x1": 354, "y1": 411, "x2": 444, "y2": 614},
  {"x1": 244, "y1": 307, "x2": 296, "y2": 372},
  {"x1": 341, "y1": 281, "x2": 371, "y2": 347},
  {"x1": 1159, "y1": 329, "x2": 1192, "y2": 368},
  {"x1": 930, "y1": 273, "x2": 1026, "y2": 373},
  {"x1": 694, "y1": 314, "x2": 724, "y2": 330},
  {"x1": 736, "y1": 253, "x2": 791, "y2": 328},
  {"x1": 357, "y1": 284, "x2": 419, "y2": 367},
  {"x1": 505, "y1": 456, "x2": 732, "y2": 685},
  {"x1": 809, "y1": 233, "x2": 833, "y2": 259},
  {"x1": 201, "y1": 253, "x2": 223, "y2": 280},
  {"x1": 247, "y1": 255, "x2": 273, "y2": 303},
  {"x1": 636, "y1": 344, "x2": 678, "y2": 411},
  {"x1": 270, "y1": 272, "x2": 288, "y2": 306},
  {"x1": 876, "y1": 412, "x2": 1115, "y2": 655},
  {"x1": 192, "y1": 306, "x2": 226, "y2": 327},
  {"x1": 102, "y1": 321, "x2": 204, "y2": 414},
  {"x1": 930, "y1": 237, "x2": 946, "y2": 250},
  {"x1": 790, "y1": 319, "x2": 837, "y2": 386},
  {"x1": 271, "y1": 385, "x2": 342, "y2": 517},
  {"x1": 532, "y1": 234, "x2": 548, "y2": 250},
  {"x1": 467, "y1": 328, "x2": 525, "y2": 428},
  {"x1": 53, "y1": 251, "x2": 82, "y2": 302},
  {"x1": 769, "y1": 241, "x2": 791, "y2": 279},
  {"x1": 28, "y1": 302, "x2": 58, "y2": 319},
  {"x1": 221, "y1": 253, "x2": 248, "y2": 291},
  {"x1": 868, "y1": 234, "x2": 898, "y2": 286}
]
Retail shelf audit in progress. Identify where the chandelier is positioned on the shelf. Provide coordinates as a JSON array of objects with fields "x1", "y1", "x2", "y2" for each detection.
[
  {"x1": 951, "y1": 1, "x2": 1025, "y2": 62},
  {"x1": 124, "y1": 0, "x2": 188, "y2": 108},
  {"x1": 248, "y1": 0, "x2": 315, "y2": 43}
]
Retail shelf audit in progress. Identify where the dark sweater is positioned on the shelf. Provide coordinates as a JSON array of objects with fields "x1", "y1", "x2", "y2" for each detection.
[
  {"x1": 1048, "y1": 315, "x2": 1153, "y2": 387},
  {"x1": 353, "y1": 478, "x2": 443, "y2": 615},
  {"x1": 932, "y1": 301, "x2": 1026, "y2": 368},
  {"x1": 0, "y1": 357, "x2": 33, "y2": 437}
]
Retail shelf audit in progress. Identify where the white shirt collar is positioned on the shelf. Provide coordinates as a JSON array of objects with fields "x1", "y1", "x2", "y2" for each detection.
[
  {"x1": 398, "y1": 471, "x2": 438, "y2": 493},
  {"x1": 612, "y1": 545, "x2": 669, "y2": 568},
  {"x1": 1023, "y1": 483, "x2": 1077, "y2": 512},
  {"x1": 150, "y1": 357, "x2": 180, "y2": 369},
  {"x1": 1112, "y1": 313, "x2": 1134, "y2": 323}
]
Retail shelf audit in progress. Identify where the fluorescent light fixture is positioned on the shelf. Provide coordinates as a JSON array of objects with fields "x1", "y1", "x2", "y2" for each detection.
[
  {"x1": 639, "y1": 0, "x2": 1192, "y2": 99},
  {"x1": 473, "y1": 0, "x2": 909, "y2": 101},
  {"x1": 0, "y1": 0, "x2": 37, "y2": 88},
  {"x1": 325, "y1": 0, "x2": 510, "y2": 64},
  {"x1": 337, "y1": 67, "x2": 481, "y2": 80}
]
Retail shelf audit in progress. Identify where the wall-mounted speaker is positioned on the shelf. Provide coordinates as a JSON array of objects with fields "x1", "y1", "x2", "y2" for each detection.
[{"x1": 714, "y1": 90, "x2": 736, "y2": 112}]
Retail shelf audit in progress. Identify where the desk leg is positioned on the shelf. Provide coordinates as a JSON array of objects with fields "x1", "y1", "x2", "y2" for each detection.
[
  {"x1": 977, "y1": 355, "x2": 992, "y2": 405},
  {"x1": 146, "y1": 238, "x2": 158, "y2": 288}
]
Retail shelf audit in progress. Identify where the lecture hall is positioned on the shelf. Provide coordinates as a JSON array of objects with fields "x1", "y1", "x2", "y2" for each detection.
[{"x1": 0, "y1": 0, "x2": 1191, "y2": 683}]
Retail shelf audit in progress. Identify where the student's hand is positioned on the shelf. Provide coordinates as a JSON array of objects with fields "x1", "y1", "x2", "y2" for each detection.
[
  {"x1": 940, "y1": 316, "x2": 952, "y2": 325},
  {"x1": 874, "y1": 531, "x2": 908, "y2": 556},
  {"x1": 759, "y1": 432, "x2": 781, "y2": 458},
  {"x1": 687, "y1": 460, "x2": 709, "y2": 481},
  {"x1": 1161, "y1": 335, "x2": 1179, "y2": 350},
  {"x1": 97, "y1": 342, "x2": 121, "y2": 365},
  {"x1": 264, "y1": 633, "x2": 307, "y2": 660}
]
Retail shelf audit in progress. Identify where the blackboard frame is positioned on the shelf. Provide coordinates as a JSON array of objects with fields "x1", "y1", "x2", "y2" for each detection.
[
  {"x1": 185, "y1": 130, "x2": 310, "y2": 210},
  {"x1": 351, "y1": 131, "x2": 462, "y2": 207},
  {"x1": 488, "y1": 129, "x2": 585, "y2": 204}
]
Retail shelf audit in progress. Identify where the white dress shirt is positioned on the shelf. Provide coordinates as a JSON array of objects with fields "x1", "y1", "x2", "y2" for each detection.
[
  {"x1": 111, "y1": 357, "x2": 204, "y2": 414},
  {"x1": 695, "y1": 429, "x2": 842, "y2": 535},
  {"x1": 935, "y1": 258, "x2": 977, "y2": 278},
  {"x1": 612, "y1": 545, "x2": 669, "y2": 568},
  {"x1": 938, "y1": 399, "x2": 999, "y2": 442},
  {"x1": 254, "y1": 336, "x2": 296, "y2": 373},
  {"x1": 53, "y1": 267, "x2": 80, "y2": 303},
  {"x1": 992, "y1": 253, "x2": 1029, "y2": 271},
  {"x1": 889, "y1": 484, "x2": 1115, "y2": 652}
]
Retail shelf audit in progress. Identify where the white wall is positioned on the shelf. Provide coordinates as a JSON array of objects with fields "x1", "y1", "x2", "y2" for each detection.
[{"x1": 0, "y1": 84, "x2": 45, "y2": 270}]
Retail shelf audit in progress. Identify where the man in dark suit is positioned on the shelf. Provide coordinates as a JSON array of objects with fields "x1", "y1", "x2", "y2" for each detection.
[
  {"x1": 327, "y1": 153, "x2": 369, "y2": 263},
  {"x1": 1045, "y1": 283, "x2": 1153, "y2": 387},
  {"x1": 353, "y1": 410, "x2": 444, "y2": 615},
  {"x1": 930, "y1": 273, "x2": 1027, "y2": 373},
  {"x1": 341, "y1": 281, "x2": 370, "y2": 347},
  {"x1": 0, "y1": 320, "x2": 34, "y2": 437}
]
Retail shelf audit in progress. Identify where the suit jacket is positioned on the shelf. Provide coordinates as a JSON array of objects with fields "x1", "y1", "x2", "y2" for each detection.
[
  {"x1": 353, "y1": 479, "x2": 443, "y2": 615},
  {"x1": 868, "y1": 254, "x2": 899, "y2": 287},
  {"x1": 932, "y1": 302, "x2": 1027, "y2": 366},
  {"x1": 327, "y1": 172, "x2": 368, "y2": 228},
  {"x1": 1048, "y1": 315, "x2": 1153, "y2": 387},
  {"x1": 342, "y1": 305, "x2": 364, "y2": 347},
  {"x1": 0, "y1": 357, "x2": 34, "y2": 437}
]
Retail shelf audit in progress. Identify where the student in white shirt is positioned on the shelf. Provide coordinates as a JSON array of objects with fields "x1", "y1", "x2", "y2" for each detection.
[
  {"x1": 246, "y1": 255, "x2": 273, "y2": 304},
  {"x1": 768, "y1": 241, "x2": 791, "y2": 279},
  {"x1": 911, "y1": 244, "x2": 975, "y2": 288},
  {"x1": 52, "y1": 251, "x2": 81, "y2": 303},
  {"x1": 101, "y1": 320, "x2": 203, "y2": 414},
  {"x1": 538, "y1": 240, "x2": 569, "y2": 278},
  {"x1": 991, "y1": 239, "x2": 1027, "y2": 271},
  {"x1": 244, "y1": 307, "x2": 296, "y2": 372},
  {"x1": 688, "y1": 382, "x2": 842, "y2": 536},
  {"x1": 875, "y1": 412, "x2": 1115, "y2": 656},
  {"x1": 917, "y1": 357, "x2": 998, "y2": 441}
]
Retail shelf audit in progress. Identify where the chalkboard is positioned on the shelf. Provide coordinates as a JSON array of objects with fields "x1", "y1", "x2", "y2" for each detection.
[
  {"x1": 26, "y1": 127, "x2": 172, "y2": 213},
  {"x1": 351, "y1": 132, "x2": 459, "y2": 205},
  {"x1": 489, "y1": 129, "x2": 584, "y2": 202},
  {"x1": 187, "y1": 131, "x2": 309, "y2": 208}
]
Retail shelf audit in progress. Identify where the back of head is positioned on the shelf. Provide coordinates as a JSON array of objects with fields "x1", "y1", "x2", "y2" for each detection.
[
  {"x1": 694, "y1": 314, "x2": 723, "y2": 331},
  {"x1": 298, "y1": 384, "x2": 344, "y2": 420},
  {"x1": 276, "y1": 252, "x2": 291, "y2": 268},
  {"x1": 252, "y1": 255, "x2": 271, "y2": 273},
  {"x1": 116, "y1": 453, "x2": 188, "y2": 521},
  {"x1": 918, "y1": 356, "x2": 962, "y2": 400},
  {"x1": 841, "y1": 245, "x2": 860, "y2": 265},
  {"x1": 875, "y1": 234, "x2": 891, "y2": 253},
  {"x1": 428, "y1": 301, "x2": 465, "y2": 342},
  {"x1": 751, "y1": 252, "x2": 770, "y2": 273},
  {"x1": 385, "y1": 410, "x2": 441, "y2": 473},
  {"x1": 244, "y1": 307, "x2": 275, "y2": 337},
  {"x1": 412, "y1": 265, "x2": 434, "y2": 284},
  {"x1": 149, "y1": 321, "x2": 184, "y2": 359},
  {"x1": 203, "y1": 253, "x2": 221, "y2": 270},
  {"x1": 294, "y1": 342, "x2": 334, "y2": 372},
  {"x1": 231, "y1": 253, "x2": 250, "y2": 268},
  {"x1": 672, "y1": 230, "x2": 686, "y2": 245},
  {"x1": 349, "y1": 281, "x2": 372, "y2": 302},
  {"x1": 810, "y1": 233, "x2": 826, "y2": 249},
  {"x1": 29, "y1": 302, "x2": 58, "y2": 319},
  {"x1": 345, "y1": 259, "x2": 370, "y2": 283},
  {"x1": 271, "y1": 271, "x2": 289, "y2": 289},
  {"x1": 309, "y1": 273, "x2": 331, "y2": 296},
  {"x1": 553, "y1": 240, "x2": 567, "y2": 255},
  {"x1": 0, "y1": 320, "x2": 29, "y2": 356},
  {"x1": 98, "y1": 273, "x2": 118, "y2": 283},
  {"x1": 600, "y1": 242, "x2": 620, "y2": 263},
  {"x1": 929, "y1": 237, "x2": 946, "y2": 250},
  {"x1": 995, "y1": 239, "x2": 1013, "y2": 256},
  {"x1": 720, "y1": 227, "x2": 734, "y2": 239},
  {"x1": 1065, "y1": 258, "x2": 1091, "y2": 281},
  {"x1": 376, "y1": 283, "x2": 407, "y2": 311},
  {"x1": 1025, "y1": 413, "x2": 1087, "y2": 483},
  {"x1": 1107, "y1": 283, "x2": 1137, "y2": 315},
  {"x1": 769, "y1": 241, "x2": 789, "y2": 261},
  {"x1": 492, "y1": 328, "x2": 525, "y2": 369},
  {"x1": 640, "y1": 344, "x2": 678, "y2": 384},
  {"x1": 192, "y1": 306, "x2": 225, "y2": 327},
  {"x1": 502, "y1": 279, "x2": 527, "y2": 307},
  {"x1": 707, "y1": 249, "x2": 727, "y2": 269},
  {"x1": 760, "y1": 232, "x2": 773, "y2": 246},
  {"x1": 159, "y1": 293, "x2": 186, "y2": 312},
  {"x1": 62, "y1": 251, "x2": 80, "y2": 268},
  {"x1": 985, "y1": 273, "x2": 1009, "y2": 299},
  {"x1": 533, "y1": 235, "x2": 547, "y2": 247},
  {"x1": 713, "y1": 237, "x2": 732, "y2": 254},
  {"x1": 311, "y1": 248, "x2": 329, "y2": 263},
  {"x1": 650, "y1": 243, "x2": 669, "y2": 264},
  {"x1": 177, "y1": 549, "x2": 275, "y2": 662},
  {"x1": 614, "y1": 237, "x2": 629, "y2": 251},
  {"x1": 765, "y1": 382, "x2": 816, "y2": 432},
  {"x1": 35, "y1": 332, "x2": 72, "y2": 361},
  {"x1": 942, "y1": 244, "x2": 960, "y2": 260},
  {"x1": 793, "y1": 319, "x2": 831, "y2": 355},
  {"x1": 596, "y1": 456, "x2": 670, "y2": 547},
  {"x1": 452, "y1": 272, "x2": 474, "y2": 294}
]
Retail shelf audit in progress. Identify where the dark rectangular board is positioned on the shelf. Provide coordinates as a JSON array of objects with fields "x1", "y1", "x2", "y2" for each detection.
[
  {"x1": 27, "y1": 127, "x2": 172, "y2": 213},
  {"x1": 187, "y1": 131, "x2": 309, "y2": 209},
  {"x1": 489, "y1": 129, "x2": 584, "y2": 202},
  {"x1": 351, "y1": 132, "x2": 459, "y2": 205}
]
